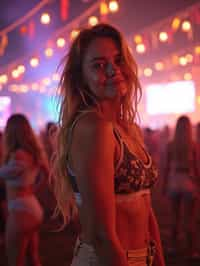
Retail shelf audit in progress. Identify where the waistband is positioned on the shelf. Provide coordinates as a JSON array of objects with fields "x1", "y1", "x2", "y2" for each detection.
[
  {"x1": 116, "y1": 189, "x2": 150, "y2": 202},
  {"x1": 74, "y1": 237, "x2": 155, "y2": 266}
]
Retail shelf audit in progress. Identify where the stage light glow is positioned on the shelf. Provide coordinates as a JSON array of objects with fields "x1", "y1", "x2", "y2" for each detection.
[{"x1": 146, "y1": 80, "x2": 195, "y2": 115}]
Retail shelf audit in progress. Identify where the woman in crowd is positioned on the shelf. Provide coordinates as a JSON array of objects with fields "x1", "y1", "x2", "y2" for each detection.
[
  {"x1": 52, "y1": 23, "x2": 165, "y2": 266},
  {"x1": 163, "y1": 115, "x2": 199, "y2": 257},
  {"x1": 0, "y1": 114, "x2": 49, "y2": 266}
]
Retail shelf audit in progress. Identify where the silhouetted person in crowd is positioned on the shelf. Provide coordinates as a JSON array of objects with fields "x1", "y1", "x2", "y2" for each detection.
[{"x1": 163, "y1": 115, "x2": 200, "y2": 258}]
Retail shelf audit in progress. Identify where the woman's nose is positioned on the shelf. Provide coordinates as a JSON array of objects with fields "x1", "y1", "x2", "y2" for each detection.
[{"x1": 106, "y1": 62, "x2": 119, "y2": 77}]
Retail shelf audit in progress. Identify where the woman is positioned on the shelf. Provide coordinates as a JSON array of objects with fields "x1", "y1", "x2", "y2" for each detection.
[
  {"x1": 0, "y1": 114, "x2": 49, "y2": 266},
  {"x1": 163, "y1": 116, "x2": 199, "y2": 257},
  {"x1": 52, "y1": 23, "x2": 165, "y2": 266}
]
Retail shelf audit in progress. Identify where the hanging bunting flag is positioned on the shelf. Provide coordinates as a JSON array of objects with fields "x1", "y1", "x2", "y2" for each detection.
[
  {"x1": 0, "y1": 34, "x2": 8, "y2": 56},
  {"x1": 60, "y1": 0, "x2": 69, "y2": 21},
  {"x1": 28, "y1": 20, "x2": 35, "y2": 39}
]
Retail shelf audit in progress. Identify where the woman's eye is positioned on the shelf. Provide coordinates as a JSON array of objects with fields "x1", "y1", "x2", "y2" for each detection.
[
  {"x1": 93, "y1": 62, "x2": 105, "y2": 70},
  {"x1": 115, "y1": 56, "x2": 124, "y2": 65}
]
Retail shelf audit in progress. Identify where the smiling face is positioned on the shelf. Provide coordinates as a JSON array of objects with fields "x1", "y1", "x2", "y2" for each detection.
[{"x1": 82, "y1": 37, "x2": 128, "y2": 102}]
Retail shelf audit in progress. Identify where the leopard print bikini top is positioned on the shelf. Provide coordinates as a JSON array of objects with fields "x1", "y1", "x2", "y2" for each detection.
[{"x1": 67, "y1": 112, "x2": 158, "y2": 195}]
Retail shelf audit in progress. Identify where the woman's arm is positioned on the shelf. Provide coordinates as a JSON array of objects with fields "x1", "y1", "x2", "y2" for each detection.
[
  {"x1": 0, "y1": 159, "x2": 24, "y2": 180},
  {"x1": 149, "y1": 207, "x2": 165, "y2": 266},
  {"x1": 71, "y1": 112, "x2": 128, "y2": 266}
]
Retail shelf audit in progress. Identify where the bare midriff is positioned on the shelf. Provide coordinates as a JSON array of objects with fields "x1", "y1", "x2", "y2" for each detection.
[{"x1": 77, "y1": 191, "x2": 151, "y2": 250}]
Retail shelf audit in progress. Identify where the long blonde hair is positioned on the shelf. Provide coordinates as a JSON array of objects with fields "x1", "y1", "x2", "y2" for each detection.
[
  {"x1": 3, "y1": 113, "x2": 49, "y2": 179},
  {"x1": 171, "y1": 115, "x2": 193, "y2": 166},
  {"x1": 53, "y1": 23, "x2": 142, "y2": 223}
]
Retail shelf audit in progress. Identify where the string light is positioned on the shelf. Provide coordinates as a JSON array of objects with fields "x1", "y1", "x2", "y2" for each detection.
[
  {"x1": 56, "y1": 37, "x2": 66, "y2": 48},
  {"x1": 30, "y1": 57, "x2": 39, "y2": 67},
  {"x1": 108, "y1": 1, "x2": 119, "y2": 13},
  {"x1": 11, "y1": 69, "x2": 20, "y2": 79},
  {"x1": 100, "y1": 2, "x2": 109, "y2": 15},
  {"x1": 181, "y1": 20, "x2": 191, "y2": 32},
  {"x1": 40, "y1": 13, "x2": 51, "y2": 24},
  {"x1": 70, "y1": 30, "x2": 80, "y2": 41},
  {"x1": 179, "y1": 56, "x2": 187, "y2": 66},
  {"x1": 0, "y1": 74, "x2": 8, "y2": 84},
  {"x1": 17, "y1": 65, "x2": 26, "y2": 74},
  {"x1": 171, "y1": 17, "x2": 181, "y2": 30},
  {"x1": 143, "y1": 68, "x2": 153, "y2": 77},
  {"x1": 134, "y1": 35, "x2": 143, "y2": 44},
  {"x1": 185, "y1": 53, "x2": 193, "y2": 63},
  {"x1": 159, "y1": 32, "x2": 168, "y2": 42},
  {"x1": 154, "y1": 62, "x2": 164, "y2": 71},
  {"x1": 195, "y1": 46, "x2": 200, "y2": 55},
  {"x1": 45, "y1": 48, "x2": 54, "y2": 57},
  {"x1": 88, "y1": 16, "x2": 99, "y2": 26},
  {"x1": 136, "y1": 43, "x2": 146, "y2": 54}
]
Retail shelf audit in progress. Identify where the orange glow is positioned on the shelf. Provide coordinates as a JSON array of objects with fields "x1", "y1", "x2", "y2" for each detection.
[
  {"x1": 181, "y1": 20, "x2": 191, "y2": 32},
  {"x1": 159, "y1": 32, "x2": 168, "y2": 42},
  {"x1": 183, "y1": 72, "x2": 192, "y2": 80},
  {"x1": 100, "y1": 2, "x2": 109, "y2": 15},
  {"x1": 136, "y1": 43, "x2": 146, "y2": 54},
  {"x1": 185, "y1": 53, "x2": 193, "y2": 63},
  {"x1": 171, "y1": 17, "x2": 181, "y2": 30},
  {"x1": 195, "y1": 46, "x2": 200, "y2": 55},
  {"x1": 108, "y1": 1, "x2": 119, "y2": 13},
  {"x1": 40, "y1": 13, "x2": 51, "y2": 24},
  {"x1": 154, "y1": 62, "x2": 164, "y2": 71},
  {"x1": 45, "y1": 48, "x2": 54, "y2": 57},
  {"x1": 134, "y1": 35, "x2": 143, "y2": 44},
  {"x1": 0, "y1": 74, "x2": 8, "y2": 84},
  {"x1": 197, "y1": 96, "x2": 200, "y2": 105},
  {"x1": 88, "y1": 16, "x2": 99, "y2": 26},
  {"x1": 70, "y1": 30, "x2": 79, "y2": 41}
]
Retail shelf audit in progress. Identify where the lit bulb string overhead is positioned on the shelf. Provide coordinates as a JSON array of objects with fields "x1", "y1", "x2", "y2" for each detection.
[
  {"x1": 0, "y1": 0, "x2": 120, "y2": 94},
  {"x1": 127, "y1": 1, "x2": 200, "y2": 82},
  {"x1": 0, "y1": 0, "x2": 54, "y2": 36}
]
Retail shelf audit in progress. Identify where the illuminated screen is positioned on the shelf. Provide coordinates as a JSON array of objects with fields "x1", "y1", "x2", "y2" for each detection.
[
  {"x1": 146, "y1": 80, "x2": 195, "y2": 115},
  {"x1": 0, "y1": 96, "x2": 11, "y2": 128}
]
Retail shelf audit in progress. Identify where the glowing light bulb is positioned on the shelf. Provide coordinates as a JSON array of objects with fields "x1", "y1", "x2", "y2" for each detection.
[
  {"x1": 56, "y1": 38, "x2": 66, "y2": 48},
  {"x1": 30, "y1": 57, "x2": 39, "y2": 67},
  {"x1": 88, "y1": 16, "x2": 99, "y2": 26},
  {"x1": 181, "y1": 20, "x2": 191, "y2": 32},
  {"x1": 144, "y1": 68, "x2": 152, "y2": 77},
  {"x1": 136, "y1": 43, "x2": 146, "y2": 54},
  {"x1": 45, "y1": 48, "x2": 54, "y2": 57},
  {"x1": 108, "y1": 1, "x2": 119, "y2": 13},
  {"x1": 154, "y1": 62, "x2": 164, "y2": 71},
  {"x1": 40, "y1": 13, "x2": 51, "y2": 24},
  {"x1": 159, "y1": 32, "x2": 168, "y2": 42}
]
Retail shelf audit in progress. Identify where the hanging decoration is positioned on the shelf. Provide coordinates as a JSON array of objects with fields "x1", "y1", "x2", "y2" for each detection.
[{"x1": 60, "y1": 0, "x2": 69, "y2": 21}]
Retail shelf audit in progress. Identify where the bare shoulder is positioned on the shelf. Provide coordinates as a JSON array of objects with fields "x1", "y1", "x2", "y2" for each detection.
[{"x1": 74, "y1": 111, "x2": 114, "y2": 144}]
